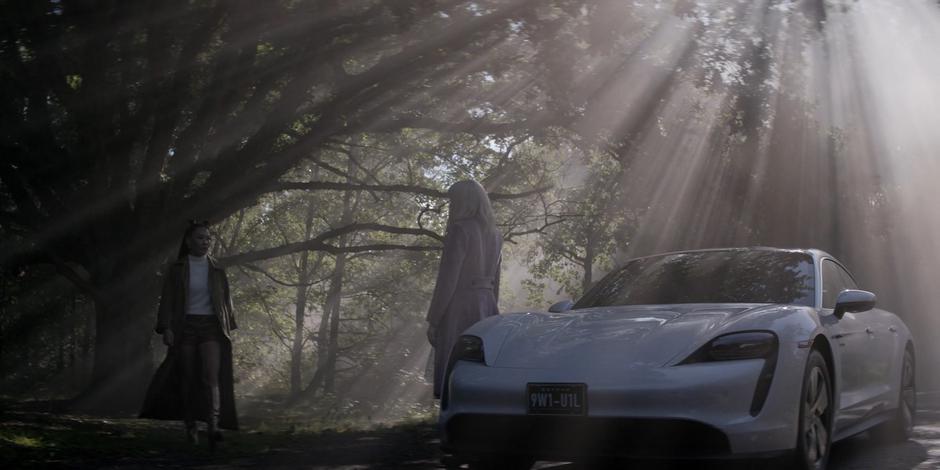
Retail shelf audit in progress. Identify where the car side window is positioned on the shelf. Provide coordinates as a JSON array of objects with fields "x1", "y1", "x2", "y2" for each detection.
[
  {"x1": 821, "y1": 260, "x2": 848, "y2": 309},
  {"x1": 836, "y1": 264, "x2": 858, "y2": 290}
]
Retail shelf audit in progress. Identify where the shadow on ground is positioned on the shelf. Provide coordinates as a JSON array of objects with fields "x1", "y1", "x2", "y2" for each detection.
[
  {"x1": 2, "y1": 397, "x2": 938, "y2": 469},
  {"x1": 0, "y1": 399, "x2": 438, "y2": 469}
]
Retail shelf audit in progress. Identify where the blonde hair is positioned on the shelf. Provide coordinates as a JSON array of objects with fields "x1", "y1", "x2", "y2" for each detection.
[{"x1": 446, "y1": 180, "x2": 496, "y2": 232}]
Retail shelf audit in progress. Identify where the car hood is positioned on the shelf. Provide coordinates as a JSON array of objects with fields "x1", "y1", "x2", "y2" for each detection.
[{"x1": 490, "y1": 304, "x2": 782, "y2": 369}]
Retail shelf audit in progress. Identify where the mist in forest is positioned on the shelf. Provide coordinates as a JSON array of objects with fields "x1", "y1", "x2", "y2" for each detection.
[
  {"x1": 593, "y1": 0, "x2": 940, "y2": 390},
  {"x1": 432, "y1": 0, "x2": 940, "y2": 402},
  {"x1": 3, "y1": 0, "x2": 940, "y2": 424}
]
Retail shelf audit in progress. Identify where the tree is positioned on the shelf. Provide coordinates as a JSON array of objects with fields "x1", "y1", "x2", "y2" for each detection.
[
  {"x1": 211, "y1": 130, "x2": 558, "y2": 400},
  {"x1": 4, "y1": 0, "x2": 861, "y2": 406},
  {"x1": 0, "y1": 0, "x2": 590, "y2": 406},
  {"x1": 526, "y1": 145, "x2": 642, "y2": 301}
]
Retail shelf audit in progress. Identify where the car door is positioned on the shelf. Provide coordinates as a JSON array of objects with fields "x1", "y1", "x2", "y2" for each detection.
[
  {"x1": 835, "y1": 264, "x2": 895, "y2": 412},
  {"x1": 821, "y1": 259, "x2": 871, "y2": 431}
]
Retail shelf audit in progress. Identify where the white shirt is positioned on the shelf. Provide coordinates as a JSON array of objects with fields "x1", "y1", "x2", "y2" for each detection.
[{"x1": 186, "y1": 255, "x2": 214, "y2": 315}]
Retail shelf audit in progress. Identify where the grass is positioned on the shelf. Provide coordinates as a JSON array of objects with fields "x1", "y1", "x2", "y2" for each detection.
[
  {"x1": 1, "y1": 434, "x2": 44, "y2": 448},
  {"x1": 0, "y1": 398, "x2": 440, "y2": 469}
]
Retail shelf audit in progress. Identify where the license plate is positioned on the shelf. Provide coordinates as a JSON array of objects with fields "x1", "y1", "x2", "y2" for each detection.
[{"x1": 527, "y1": 383, "x2": 587, "y2": 415}]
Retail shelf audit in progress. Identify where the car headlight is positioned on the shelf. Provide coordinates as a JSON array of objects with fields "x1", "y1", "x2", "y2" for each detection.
[
  {"x1": 441, "y1": 335, "x2": 484, "y2": 411},
  {"x1": 451, "y1": 335, "x2": 485, "y2": 363},
  {"x1": 678, "y1": 331, "x2": 780, "y2": 416},
  {"x1": 679, "y1": 331, "x2": 778, "y2": 364}
]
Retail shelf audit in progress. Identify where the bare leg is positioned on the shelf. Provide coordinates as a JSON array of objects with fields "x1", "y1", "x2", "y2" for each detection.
[
  {"x1": 200, "y1": 340, "x2": 222, "y2": 448},
  {"x1": 178, "y1": 343, "x2": 198, "y2": 428}
]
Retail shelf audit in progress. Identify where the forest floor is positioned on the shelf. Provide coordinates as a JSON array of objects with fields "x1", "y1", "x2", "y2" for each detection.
[
  {"x1": 0, "y1": 395, "x2": 440, "y2": 469},
  {"x1": 2, "y1": 394, "x2": 940, "y2": 469}
]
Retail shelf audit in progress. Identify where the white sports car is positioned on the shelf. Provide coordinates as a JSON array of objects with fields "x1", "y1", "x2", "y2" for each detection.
[{"x1": 440, "y1": 248, "x2": 915, "y2": 469}]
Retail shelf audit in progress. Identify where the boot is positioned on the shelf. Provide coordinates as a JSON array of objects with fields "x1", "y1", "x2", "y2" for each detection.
[
  {"x1": 208, "y1": 416, "x2": 221, "y2": 451},
  {"x1": 185, "y1": 421, "x2": 198, "y2": 445},
  {"x1": 207, "y1": 383, "x2": 222, "y2": 451}
]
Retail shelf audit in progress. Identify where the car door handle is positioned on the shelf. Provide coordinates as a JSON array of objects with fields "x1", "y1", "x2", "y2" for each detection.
[
  {"x1": 889, "y1": 326, "x2": 898, "y2": 333},
  {"x1": 865, "y1": 327, "x2": 874, "y2": 335}
]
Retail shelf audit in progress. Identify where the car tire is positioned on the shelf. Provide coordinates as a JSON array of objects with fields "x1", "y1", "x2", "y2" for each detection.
[
  {"x1": 792, "y1": 349, "x2": 833, "y2": 470},
  {"x1": 873, "y1": 347, "x2": 916, "y2": 443},
  {"x1": 466, "y1": 454, "x2": 533, "y2": 470},
  {"x1": 440, "y1": 453, "x2": 463, "y2": 469}
]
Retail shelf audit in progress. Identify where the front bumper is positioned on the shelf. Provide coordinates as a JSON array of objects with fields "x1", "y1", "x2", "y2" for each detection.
[
  {"x1": 444, "y1": 414, "x2": 732, "y2": 459},
  {"x1": 440, "y1": 354, "x2": 805, "y2": 458}
]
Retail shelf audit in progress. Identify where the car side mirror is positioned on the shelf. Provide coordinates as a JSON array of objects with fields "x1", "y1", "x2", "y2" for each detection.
[
  {"x1": 834, "y1": 289, "x2": 877, "y2": 319},
  {"x1": 548, "y1": 300, "x2": 574, "y2": 313}
]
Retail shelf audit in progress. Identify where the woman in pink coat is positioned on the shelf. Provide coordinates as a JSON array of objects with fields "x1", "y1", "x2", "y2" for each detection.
[{"x1": 426, "y1": 180, "x2": 502, "y2": 398}]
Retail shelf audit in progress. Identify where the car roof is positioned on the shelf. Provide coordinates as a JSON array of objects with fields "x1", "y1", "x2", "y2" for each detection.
[{"x1": 624, "y1": 246, "x2": 834, "y2": 264}]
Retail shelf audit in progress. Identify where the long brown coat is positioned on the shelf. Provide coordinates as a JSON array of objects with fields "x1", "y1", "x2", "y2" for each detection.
[
  {"x1": 427, "y1": 219, "x2": 502, "y2": 398},
  {"x1": 139, "y1": 256, "x2": 239, "y2": 430}
]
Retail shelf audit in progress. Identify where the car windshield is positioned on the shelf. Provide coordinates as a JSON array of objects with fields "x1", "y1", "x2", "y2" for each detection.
[{"x1": 574, "y1": 250, "x2": 816, "y2": 308}]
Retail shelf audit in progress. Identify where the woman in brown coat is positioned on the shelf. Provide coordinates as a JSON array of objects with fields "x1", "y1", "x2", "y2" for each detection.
[
  {"x1": 426, "y1": 180, "x2": 502, "y2": 398},
  {"x1": 140, "y1": 221, "x2": 238, "y2": 450}
]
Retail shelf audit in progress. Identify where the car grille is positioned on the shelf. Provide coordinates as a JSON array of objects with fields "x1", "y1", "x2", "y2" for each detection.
[{"x1": 444, "y1": 414, "x2": 731, "y2": 459}]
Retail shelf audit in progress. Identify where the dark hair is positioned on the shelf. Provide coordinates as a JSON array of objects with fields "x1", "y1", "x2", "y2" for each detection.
[{"x1": 177, "y1": 219, "x2": 211, "y2": 259}]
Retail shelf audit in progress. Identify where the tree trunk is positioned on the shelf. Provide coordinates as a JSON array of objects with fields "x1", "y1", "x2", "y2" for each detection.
[
  {"x1": 582, "y1": 232, "x2": 595, "y2": 296},
  {"x1": 290, "y1": 264, "x2": 310, "y2": 396},
  {"x1": 0, "y1": 273, "x2": 5, "y2": 380},
  {"x1": 78, "y1": 258, "x2": 160, "y2": 411},
  {"x1": 83, "y1": 292, "x2": 94, "y2": 358},
  {"x1": 289, "y1": 199, "x2": 318, "y2": 397},
  {"x1": 297, "y1": 162, "x2": 363, "y2": 400},
  {"x1": 298, "y1": 250, "x2": 346, "y2": 400},
  {"x1": 322, "y1": 251, "x2": 346, "y2": 393},
  {"x1": 322, "y1": 168, "x2": 357, "y2": 394},
  {"x1": 68, "y1": 294, "x2": 77, "y2": 369},
  {"x1": 57, "y1": 316, "x2": 65, "y2": 372},
  {"x1": 70, "y1": 295, "x2": 79, "y2": 388},
  {"x1": 308, "y1": 300, "x2": 332, "y2": 395}
]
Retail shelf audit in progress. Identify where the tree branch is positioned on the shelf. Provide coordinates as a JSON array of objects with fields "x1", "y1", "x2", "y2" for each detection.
[
  {"x1": 220, "y1": 222, "x2": 443, "y2": 266},
  {"x1": 241, "y1": 263, "x2": 330, "y2": 288},
  {"x1": 266, "y1": 180, "x2": 552, "y2": 201}
]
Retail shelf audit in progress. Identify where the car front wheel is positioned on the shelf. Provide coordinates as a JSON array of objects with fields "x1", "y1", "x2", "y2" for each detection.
[{"x1": 793, "y1": 349, "x2": 833, "y2": 470}]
